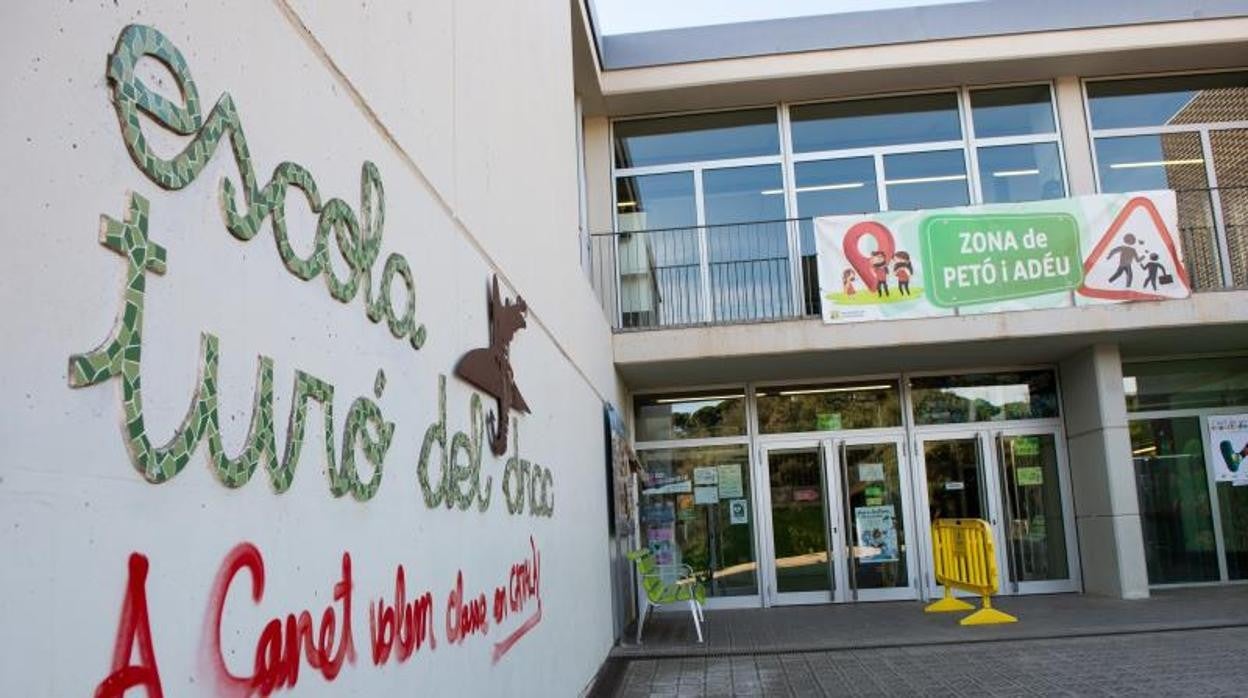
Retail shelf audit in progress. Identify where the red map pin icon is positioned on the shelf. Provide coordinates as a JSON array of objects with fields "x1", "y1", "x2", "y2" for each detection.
[{"x1": 843, "y1": 221, "x2": 896, "y2": 292}]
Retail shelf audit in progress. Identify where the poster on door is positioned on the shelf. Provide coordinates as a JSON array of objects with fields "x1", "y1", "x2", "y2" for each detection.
[
  {"x1": 1209, "y1": 414, "x2": 1248, "y2": 486},
  {"x1": 814, "y1": 190, "x2": 1190, "y2": 324},
  {"x1": 853, "y1": 505, "x2": 899, "y2": 564}
]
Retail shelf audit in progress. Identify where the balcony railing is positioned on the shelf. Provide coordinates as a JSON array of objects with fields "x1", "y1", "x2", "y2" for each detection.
[{"x1": 588, "y1": 187, "x2": 1248, "y2": 331}]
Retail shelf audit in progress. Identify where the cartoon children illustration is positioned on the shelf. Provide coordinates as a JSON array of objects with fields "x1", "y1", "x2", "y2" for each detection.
[
  {"x1": 1106, "y1": 233, "x2": 1143, "y2": 287},
  {"x1": 842, "y1": 268, "x2": 858, "y2": 297},
  {"x1": 870, "y1": 250, "x2": 890, "y2": 297},
  {"x1": 892, "y1": 251, "x2": 914, "y2": 296},
  {"x1": 1140, "y1": 252, "x2": 1170, "y2": 291}
]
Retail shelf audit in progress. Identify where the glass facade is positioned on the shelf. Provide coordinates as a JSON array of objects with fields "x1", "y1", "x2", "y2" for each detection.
[
  {"x1": 910, "y1": 370, "x2": 1060, "y2": 425},
  {"x1": 1124, "y1": 357, "x2": 1248, "y2": 586},
  {"x1": 610, "y1": 84, "x2": 1067, "y2": 326},
  {"x1": 638, "y1": 445, "x2": 757, "y2": 598},
  {"x1": 634, "y1": 391, "x2": 746, "y2": 441},
  {"x1": 755, "y1": 381, "x2": 902, "y2": 433},
  {"x1": 636, "y1": 369, "x2": 1074, "y2": 606}
]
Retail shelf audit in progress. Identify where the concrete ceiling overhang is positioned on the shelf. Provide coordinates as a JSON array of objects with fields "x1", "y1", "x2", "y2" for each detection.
[
  {"x1": 589, "y1": 17, "x2": 1248, "y2": 117},
  {"x1": 613, "y1": 291, "x2": 1248, "y2": 389}
]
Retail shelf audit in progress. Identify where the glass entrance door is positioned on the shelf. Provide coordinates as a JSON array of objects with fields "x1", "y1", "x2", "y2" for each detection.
[
  {"x1": 835, "y1": 437, "x2": 918, "y2": 601},
  {"x1": 914, "y1": 429, "x2": 1079, "y2": 597},
  {"x1": 760, "y1": 443, "x2": 838, "y2": 605}
]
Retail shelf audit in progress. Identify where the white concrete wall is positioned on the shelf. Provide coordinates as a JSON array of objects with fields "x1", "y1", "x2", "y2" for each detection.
[{"x1": 0, "y1": 1, "x2": 616, "y2": 695}]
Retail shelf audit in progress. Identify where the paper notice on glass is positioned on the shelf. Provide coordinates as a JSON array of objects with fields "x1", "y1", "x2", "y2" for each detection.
[
  {"x1": 853, "y1": 505, "x2": 899, "y2": 564},
  {"x1": 945, "y1": 481, "x2": 965, "y2": 491},
  {"x1": 717, "y1": 464, "x2": 744, "y2": 498},
  {"x1": 693, "y1": 466, "x2": 718, "y2": 486},
  {"x1": 1015, "y1": 466, "x2": 1044, "y2": 486},
  {"x1": 858, "y1": 463, "x2": 885, "y2": 482},
  {"x1": 1209, "y1": 414, "x2": 1248, "y2": 485},
  {"x1": 642, "y1": 477, "x2": 692, "y2": 496},
  {"x1": 694, "y1": 485, "x2": 718, "y2": 505},
  {"x1": 729, "y1": 499, "x2": 749, "y2": 525}
]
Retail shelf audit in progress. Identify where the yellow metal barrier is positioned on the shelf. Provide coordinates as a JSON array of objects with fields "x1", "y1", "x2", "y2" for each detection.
[{"x1": 924, "y1": 518, "x2": 1017, "y2": 625}]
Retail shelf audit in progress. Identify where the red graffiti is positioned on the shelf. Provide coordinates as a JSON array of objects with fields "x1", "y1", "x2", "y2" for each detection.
[
  {"x1": 201, "y1": 543, "x2": 355, "y2": 697},
  {"x1": 94, "y1": 553, "x2": 165, "y2": 698},
  {"x1": 491, "y1": 537, "x2": 543, "y2": 664},
  {"x1": 444, "y1": 571, "x2": 490, "y2": 644},
  {"x1": 369, "y1": 565, "x2": 437, "y2": 665}
]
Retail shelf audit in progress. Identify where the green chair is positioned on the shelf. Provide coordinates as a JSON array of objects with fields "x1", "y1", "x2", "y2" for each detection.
[{"x1": 627, "y1": 549, "x2": 706, "y2": 643}]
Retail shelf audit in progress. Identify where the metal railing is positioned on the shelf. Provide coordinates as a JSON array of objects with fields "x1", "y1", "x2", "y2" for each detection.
[{"x1": 588, "y1": 187, "x2": 1248, "y2": 331}]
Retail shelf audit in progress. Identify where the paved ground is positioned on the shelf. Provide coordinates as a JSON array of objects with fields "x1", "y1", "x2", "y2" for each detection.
[
  {"x1": 588, "y1": 588, "x2": 1248, "y2": 696},
  {"x1": 610, "y1": 587, "x2": 1248, "y2": 658},
  {"x1": 597, "y1": 626, "x2": 1248, "y2": 697}
]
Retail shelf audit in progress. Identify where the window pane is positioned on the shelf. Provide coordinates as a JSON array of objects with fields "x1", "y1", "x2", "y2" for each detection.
[
  {"x1": 977, "y1": 142, "x2": 1066, "y2": 204},
  {"x1": 1210, "y1": 128, "x2": 1248, "y2": 287},
  {"x1": 1219, "y1": 480, "x2": 1248, "y2": 580},
  {"x1": 884, "y1": 150, "x2": 969, "y2": 210},
  {"x1": 756, "y1": 381, "x2": 902, "y2": 433},
  {"x1": 615, "y1": 173, "x2": 702, "y2": 327},
  {"x1": 1130, "y1": 417, "x2": 1220, "y2": 584},
  {"x1": 910, "y1": 370, "x2": 1059, "y2": 425},
  {"x1": 768, "y1": 447, "x2": 832, "y2": 593},
  {"x1": 971, "y1": 85, "x2": 1056, "y2": 138},
  {"x1": 613, "y1": 110, "x2": 779, "y2": 169},
  {"x1": 703, "y1": 165, "x2": 793, "y2": 321},
  {"x1": 635, "y1": 391, "x2": 747, "y2": 441},
  {"x1": 1000, "y1": 434, "x2": 1069, "y2": 582},
  {"x1": 1088, "y1": 72, "x2": 1248, "y2": 130},
  {"x1": 791, "y1": 93, "x2": 962, "y2": 153},
  {"x1": 638, "y1": 445, "x2": 757, "y2": 597},
  {"x1": 1095, "y1": 133, "x2": 1208, "y2": 193},
  {"x1": 616, "y1": 172, "x2": 696, "y2": 230},
  {"x1": 1095, "y1": 133, "x2": 1225, "y2": 289},
  {"x1": 1123, "y1": 358, "x2": 1248, "y2": 412},
  {"x1": 795, "y1": 158, "x2": 880, "y2": 315}
]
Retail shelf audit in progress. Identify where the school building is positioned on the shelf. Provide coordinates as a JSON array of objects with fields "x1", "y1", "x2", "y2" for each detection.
[
  {"x1": 2, "y1": 1, "x2": 1248, "y2": 695},
  {"x1": 575, "y1": 0, "x2": 1248, "y2": 623}
]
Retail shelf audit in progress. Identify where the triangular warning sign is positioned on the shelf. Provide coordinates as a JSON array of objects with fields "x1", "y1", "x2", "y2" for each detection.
[{"x1": 1078, "y1": 195, "x2": 1191, "y2": 302}]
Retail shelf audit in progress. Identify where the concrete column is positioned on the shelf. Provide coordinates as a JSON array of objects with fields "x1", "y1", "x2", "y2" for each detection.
[
  {"x1": 1059, "y1": 344, "x2": 1150, "y2": 599},
  {"x1": 1054, "y1": 75, "x2": 1097, "y2": 197}
]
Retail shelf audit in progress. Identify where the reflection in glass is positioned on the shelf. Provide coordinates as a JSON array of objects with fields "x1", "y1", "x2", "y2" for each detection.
[
  {"x1": 794, "y1": 157, "x2": 880, "y2": 314},
  {"x1": 1087, "y1": 72, "x2": 1248, "y2": 130},
  {"x1": 924, "y1": 438, "x2": 986, "y2": 521},
  {"x1": 615, "y1": 173, "x2": 702, "y2": 326},
  {"x1": 999, "y1": 434, "x2": 1069, "y2": 581},
  {"x1": 638, "y1": 445, "x2": 757, "y2": 597},
  {"x1": 970, "y1": 85, "x2": 1057, "y2": 138},
  {"x1": 767, "y1": 449, "x2": 832, "y2": 593},
  {"x1": 703, "y1": 165, "x2": 793, "y2": 321},
  {"x1": 790, "y1": 92, "x2": 962, "y2": 152},
  {"x1": 910, "y1": 371, "x2": 1060, "y2": 425},
  {"x1": 613, "y1": 109, "x2": 780, "y2": 169},
  {"x1": 756, "y1": 381, "x2": 902, "y2": 433},
  {"x1": 1122, "y1": 358, "x2": 1248, "y2": 412},
  {"x1": 1130, "y1": 417, "x2": 1220, "y2": 584},
  {"x1": 1218, "y1": 481, "x2": 1248, "y2": 580},
  {"x1": 634, "y1": 391, "x2": 746, "y2": 442},
  {"x1": 977, "y1": 142, "x2": 1065, "y2": 204},
  {"x1": 844, "y1": 442, "x2": 909, "y2": 591},
  {"x1": 1210, "y1": 128, "x2": 1248, "y2": 287},
  {"x1": 884, "y1": 150, "x2": 969, "y2": 210}
]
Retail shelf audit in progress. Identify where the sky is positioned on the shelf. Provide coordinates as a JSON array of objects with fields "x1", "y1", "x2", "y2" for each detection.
[{"x1": 590, "y1": 0, "x2": 975, "y2": 35}]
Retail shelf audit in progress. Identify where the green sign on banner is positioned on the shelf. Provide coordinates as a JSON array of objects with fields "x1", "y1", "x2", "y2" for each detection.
[{"x1": 920, "y1": 213, "x2": 1083, "y2": 307}]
